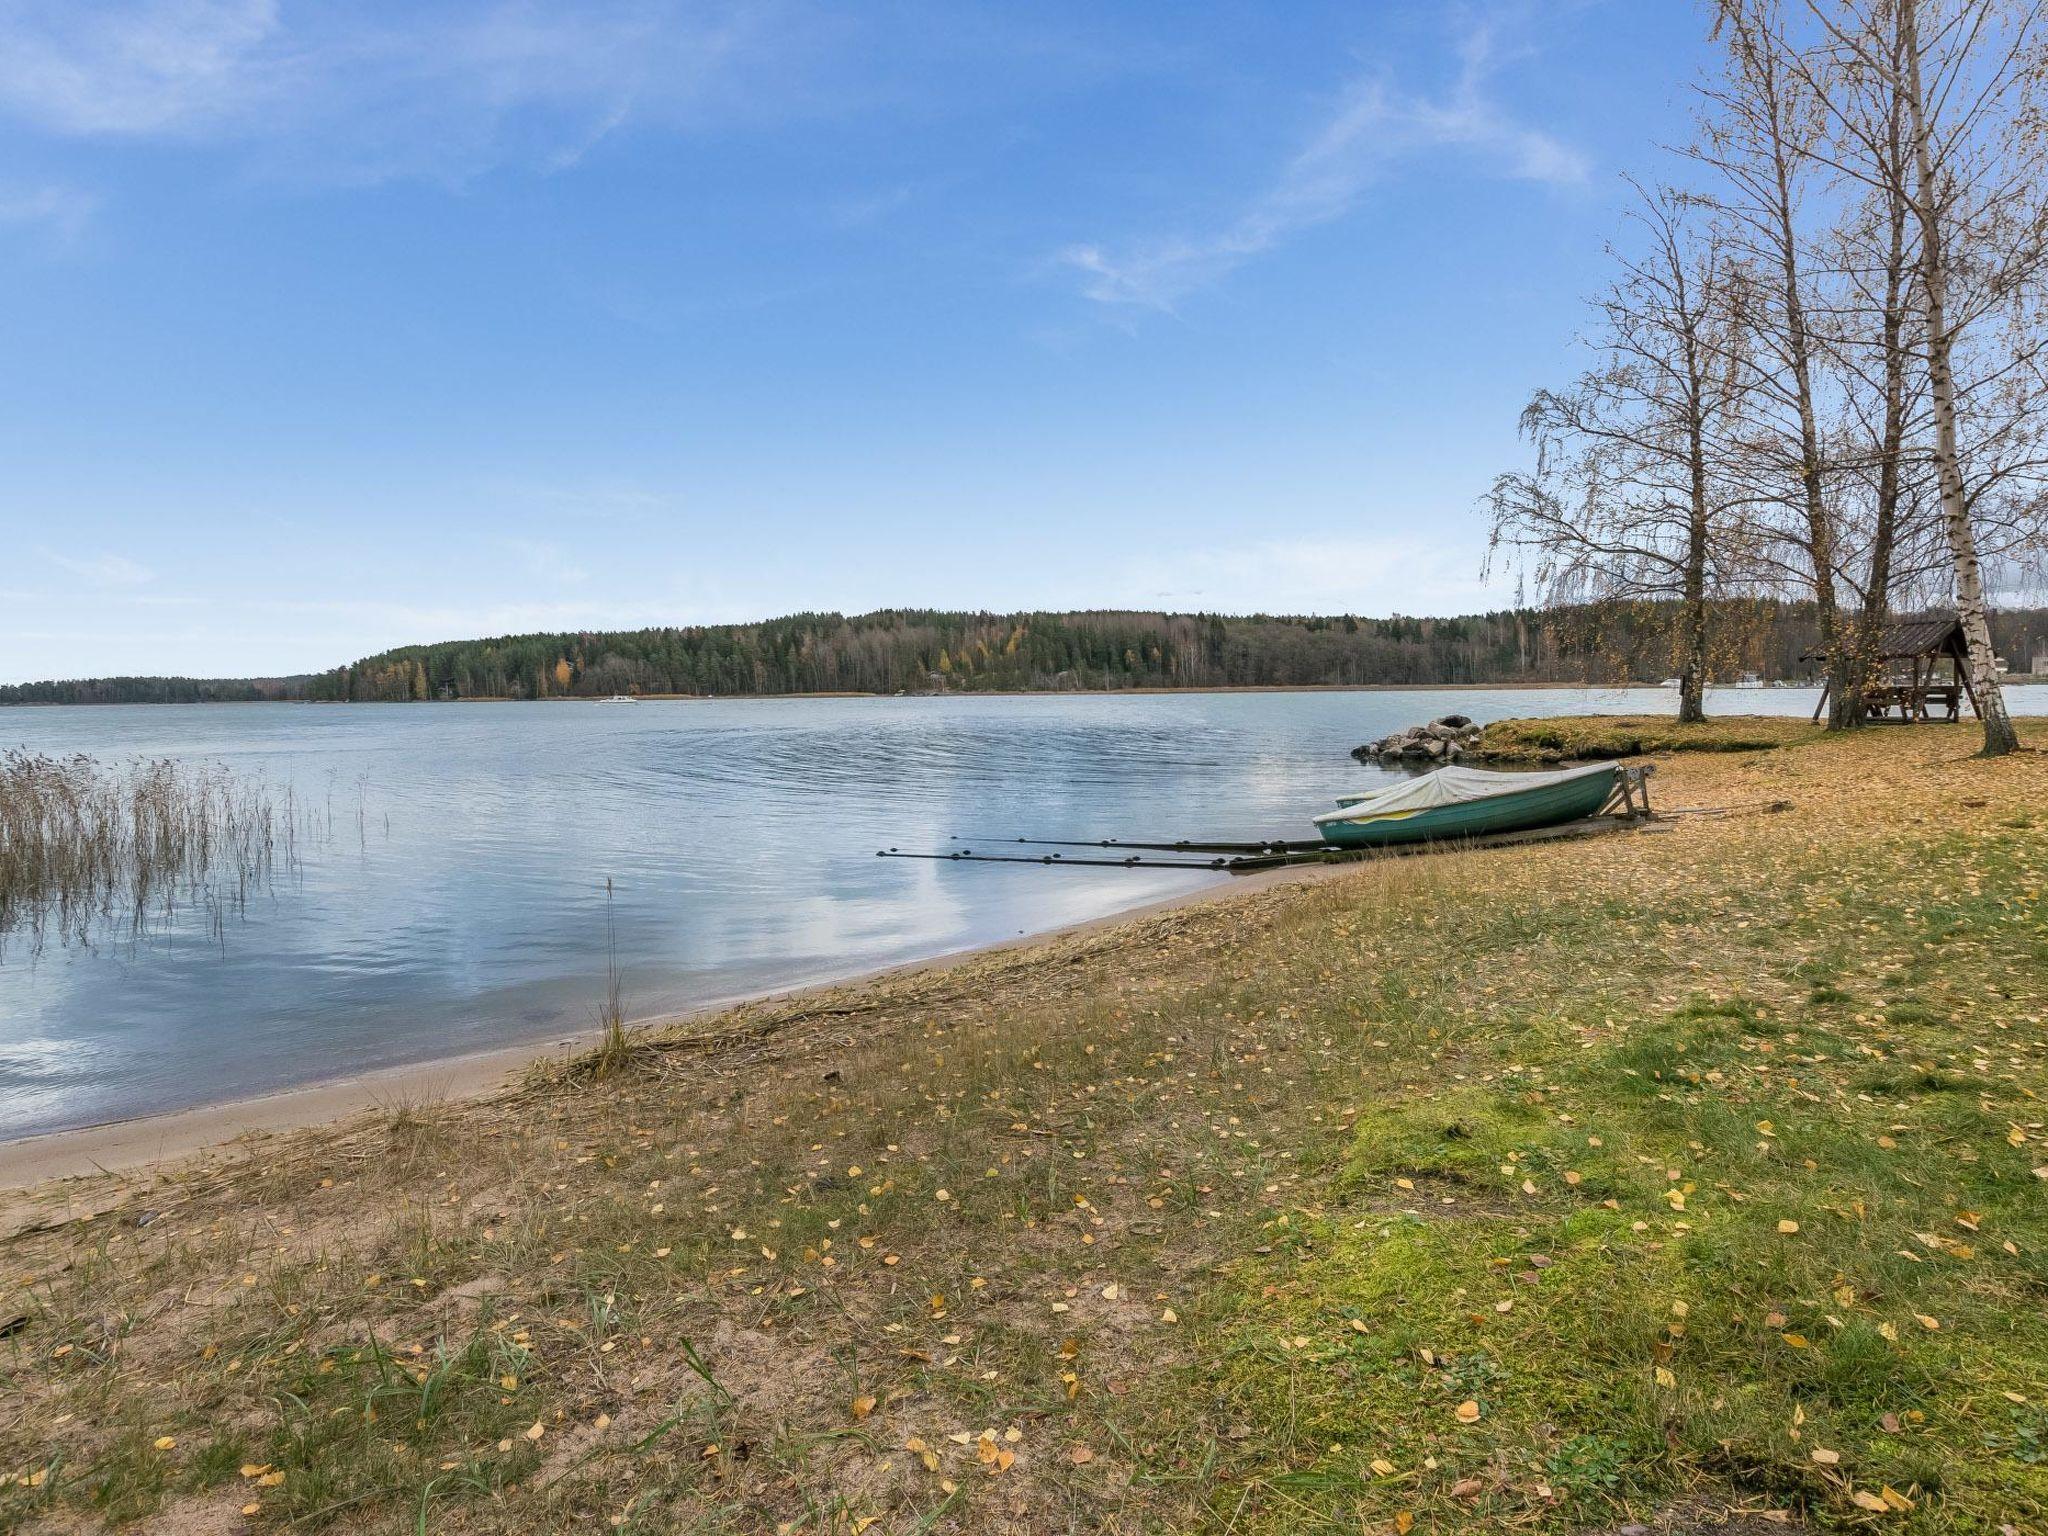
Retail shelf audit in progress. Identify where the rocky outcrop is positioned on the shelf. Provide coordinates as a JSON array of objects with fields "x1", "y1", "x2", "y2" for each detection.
[{"x1": 1351, "y1": 714, "x2": 1483, "y2": 763}]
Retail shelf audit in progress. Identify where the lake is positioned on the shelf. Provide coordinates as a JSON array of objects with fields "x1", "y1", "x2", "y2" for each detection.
[{"x1": 5, "y1": 686, "x2": 2043, "y2": 1139}]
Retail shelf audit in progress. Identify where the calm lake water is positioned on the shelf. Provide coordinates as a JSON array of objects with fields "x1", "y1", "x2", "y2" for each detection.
[{"x1": 6, "y1": 686, "x2": 2045, "y2": 1138}]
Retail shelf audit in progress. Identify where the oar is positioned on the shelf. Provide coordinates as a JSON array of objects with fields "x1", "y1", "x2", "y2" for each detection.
[
  {"x1": 947, "y1": 834, "x2": 1327, "y2": 856},
  {"x1": 878, "y1": 848, "x2": 1237, "y2": 870}
]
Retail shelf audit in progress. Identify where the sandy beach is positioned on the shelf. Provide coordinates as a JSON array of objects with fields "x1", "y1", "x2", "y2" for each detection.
[{"x1": 0, "y1": 860, "x2": 1342, "y2": 1191}]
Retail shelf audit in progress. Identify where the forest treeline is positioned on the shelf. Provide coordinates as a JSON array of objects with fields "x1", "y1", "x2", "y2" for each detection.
[
  {"x1": 6, "y1": 602, "x2": 2044, "y2": 704},
  {"x1": 0, "y1": 675, "x2": 311, "y2": 706}
]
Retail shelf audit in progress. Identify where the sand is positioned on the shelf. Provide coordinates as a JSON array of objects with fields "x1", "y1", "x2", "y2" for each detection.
[{"x1": 0, "y1": 862, "x2": 1342, "y2": 1191}]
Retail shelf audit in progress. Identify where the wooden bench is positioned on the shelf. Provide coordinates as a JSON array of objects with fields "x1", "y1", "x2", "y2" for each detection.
[{"x1": 1864, "y1": 683, "x2": 1961, "y2": 721}]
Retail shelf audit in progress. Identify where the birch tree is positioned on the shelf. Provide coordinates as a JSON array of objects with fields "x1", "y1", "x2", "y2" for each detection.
[
  {"x1": 1900, "y1": 0, "x2": 2029, "y2": 749},
  {"x1": 1804, "y1": 0, "x2": 2046, "y2": 752},
  {"x1": 1486, "y1": 188, "x2": 1747, "y2": 723},
  {"x1": 1807, "y1": 3, "x2": 1943, "y2": 715},
  {"x1": 1698, "y1": 0, "x2": 1864, "y2": 721}
]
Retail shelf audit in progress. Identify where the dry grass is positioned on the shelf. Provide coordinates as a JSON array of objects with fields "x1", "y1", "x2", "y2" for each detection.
[{"x1": 1, "y1": 722, "x2": 2044, "y2": 1534}]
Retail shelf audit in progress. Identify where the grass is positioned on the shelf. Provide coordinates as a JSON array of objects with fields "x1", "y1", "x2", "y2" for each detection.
[
  {"x1": 1472, "y1": 713, "x2": 1825, "y2": 761},
  {"x1": 1, "y1": 721, "x2": 2044, "y2": 1533},
  {"x1": 0, "y1": 750, "x2": 298, "y2": 954}
]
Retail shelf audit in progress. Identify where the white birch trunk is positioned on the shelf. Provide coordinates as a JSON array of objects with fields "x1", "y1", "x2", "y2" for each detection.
[{"x1": 1899, "y1": 0, "x2": 2019, "y2": 755}]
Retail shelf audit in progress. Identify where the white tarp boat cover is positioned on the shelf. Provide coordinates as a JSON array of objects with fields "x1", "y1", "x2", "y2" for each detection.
[{"x1": 1313, "y1": 761, "x2": 1617, "y2": 828}]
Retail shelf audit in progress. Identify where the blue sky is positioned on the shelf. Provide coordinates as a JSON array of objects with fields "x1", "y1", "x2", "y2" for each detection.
[{"x1": 0, "y1": 0, "x2": 1710, "y2": 684}]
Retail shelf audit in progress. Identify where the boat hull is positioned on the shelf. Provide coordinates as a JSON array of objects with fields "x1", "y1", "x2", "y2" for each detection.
[{"x1": 1317, "y1": 765, "x2": 1620, "y2": 848}]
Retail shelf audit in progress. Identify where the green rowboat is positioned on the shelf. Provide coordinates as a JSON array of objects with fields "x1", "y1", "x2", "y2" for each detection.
[{"x1": 1313, "y1": 762, "x2": 1623, "y2": 849}]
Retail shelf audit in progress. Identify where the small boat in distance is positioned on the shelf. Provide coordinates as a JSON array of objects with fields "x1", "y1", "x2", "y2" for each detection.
[
  {"x1": 1315, "y1": 761, "x2": 1623, "y2": 849},
  {"x1": 596, "y1": 694, "x2": 637, "y2": 704}
]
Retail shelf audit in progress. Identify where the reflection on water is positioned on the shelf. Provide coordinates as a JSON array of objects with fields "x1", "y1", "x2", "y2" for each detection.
[{"x1": 3, "y1": 686, "x2": 2041, "y2": 1137}]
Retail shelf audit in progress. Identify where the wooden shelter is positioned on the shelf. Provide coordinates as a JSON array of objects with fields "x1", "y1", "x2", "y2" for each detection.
[{"x1": 1805, "y1": 614, "x2": 1978, "y2": 722}]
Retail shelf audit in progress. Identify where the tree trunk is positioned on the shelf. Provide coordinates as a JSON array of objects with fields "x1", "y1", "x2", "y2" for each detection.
[
  {"x1": 1844, "y1": 150, "x2": 1915, "y2": 729},
  {"x1": 1677, "y1": 606, "x2": 1709, "y2": 723},
  {"x1": 1680, "y1": 405, "x2": 1712, "y2": 724},
  {"x1": 1741, "y1": 18, "x2": 1846, "y2": 725},
  {"x1": 1775, "y1": 179, "x2": 1850, "y2": 727},
  {"x1": 1900, "y1": 0, "x2": 2020, "y2": 755}
]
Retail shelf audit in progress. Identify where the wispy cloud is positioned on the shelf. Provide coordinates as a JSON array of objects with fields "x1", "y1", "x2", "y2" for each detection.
[
  {"x1": 1117, "y1": 533, "x2": 1496, "y2": 616},
  {"x1": 0, "y1": 0, "x2": 773, "y2": 185},
  {"x1": 485, "y1": 476, "x2": 688, "y2": 525},
  {"x1": 0, "y1": 0, "x2": 282, "y2": 136},
  {"x1": 43, "y1": 548, "x2": 155, "y2": 587},
  {"x1": 502, "y1": 536, "x2": 591, "y2": 586},
  {"x1": 0, "y1": 182, "x2": 97, "y2": 245},
  {"x1": 249, "y1": 595, "x2": 634, "y2": 632},
  {"x1": 1059, "y1": 15, "x2": 1588, "y2": 312},
  {"x1": 827, "y1": 181, "x2": 919, "y2": 230}
]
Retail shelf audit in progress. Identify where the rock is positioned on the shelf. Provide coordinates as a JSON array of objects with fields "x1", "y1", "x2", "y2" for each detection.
[
  {"x1": 443, "y1": 1274, "x2": 509, "y2": 1310},
  {"x1": 1353, "y1": 716, "x2": 1488, "y2": 761}
]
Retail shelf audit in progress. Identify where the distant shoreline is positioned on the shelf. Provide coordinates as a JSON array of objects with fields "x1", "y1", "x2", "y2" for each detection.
[{"x1": 0, "y1": 680, "x2": 1813, "y2": 707}]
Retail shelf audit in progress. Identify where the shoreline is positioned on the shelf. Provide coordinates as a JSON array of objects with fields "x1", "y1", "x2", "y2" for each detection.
[
  {"x1": 0, "y1": 861, "x2": 1334, "y2": 1191},
  {"x1": 0, "y1": 680, "x2": 1812, "y2": 706},
  {"x1": 9, "y1": 727, "x2": 2045, "y2": 1530}
]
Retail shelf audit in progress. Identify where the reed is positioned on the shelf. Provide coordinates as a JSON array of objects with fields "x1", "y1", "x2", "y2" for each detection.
[
  {"x1": 588, "y1": 874, "x2": 633, "y2": 1077},
  {"x1": 0, "y1": 749, "x2": 298, "y2": 953}
]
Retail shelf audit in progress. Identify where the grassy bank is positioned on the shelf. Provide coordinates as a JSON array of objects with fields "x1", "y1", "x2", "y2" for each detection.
[
  {"x1": 1472, "y1": 714, "x2": 1824, "y2": 761},
  {"x1": 2, "y1": 724, "x2": 2044, "y2": 1534}
]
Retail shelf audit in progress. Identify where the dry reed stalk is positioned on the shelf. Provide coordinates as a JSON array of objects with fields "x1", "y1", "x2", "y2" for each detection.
[{"x1": 0, "y1": 750, "x2": 301, "y2": 954}]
